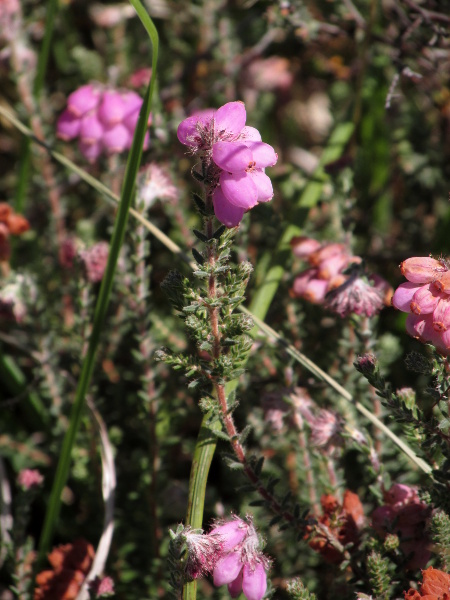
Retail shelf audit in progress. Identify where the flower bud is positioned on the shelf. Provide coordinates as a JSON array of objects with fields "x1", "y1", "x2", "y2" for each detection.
[
  {"x1": 400, "y1": 257, "x2": 447, "y2": 283},
  {"x1": 67, "y1": 84, "x2": 101, "y2": 117},
  {"x1": 209, "y1": 518, "x2": 249, "y2": 552},
  {"x1": 410, "y1": 283, "x2": 442, "y2": 315},
  {"x1": 242, "y1": 562, "x2": 267, "y2": 600},
  {"x1": 392, "y1": 282, "x2": 421, "y2": 312},
  {"x1": 432, "y1": 296, "x2": 450, "y2": 331},
  {"x1": 290, "y1": 236, "x2": 321, "y2": 259}
]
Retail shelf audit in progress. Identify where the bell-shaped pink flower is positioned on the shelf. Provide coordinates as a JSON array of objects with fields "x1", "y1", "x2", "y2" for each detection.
[
  {"x1": 102, "y1": 123, "x2": 131, "y2": 154},
  {"x1": 213, "y1": 552, "x2": 243, "y2": 586},
  {"x1": 57, "y1": 110, "x2": 81, "y2": 140},
  {"x1": 242, "y1": 562, "x2": 267, "y2": 600},
  {"x1": 400, "y1": 256, "x2": 447, "y2": 283},
  {"x1": 67, "y1": 83, "x2": 101, "y2": 117},
  {"x1": 98, "y1": 91, "x2": 126, "y2": 126},
  {"x1": 410, "y1": 283, "x2": 442, "y2": 315},
  {"x1": 432, "y1": 296, "x2": 450, "y2": 331},
  {"x1": 209, "y1": 518, "x2": 249, "y2": 552},
  {"x1": 392, "y1": 282, "x2": 422, "y2": 311},
  {"x1": 290, "y1": 236, "x2": 322, "y2": 258},
  {"x1": 79, "y1": 114, "x2": 105, "y2": 146},
  {"x1": 302, "y1": 278, "x2": 329, "y2": 304},
  {"x1": 228, "y1": 568, "x2": 243, "y2": 598}
]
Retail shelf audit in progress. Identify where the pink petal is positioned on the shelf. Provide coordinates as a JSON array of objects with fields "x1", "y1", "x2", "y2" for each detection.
[
  {"x1": 122, "y1": 92, "x2": 143, "y2": 130},
  {"x1": 405, "y1": 313, "x2": 435, "y2": 342},
  {"x1": 79, "y1": 114, "x2": 104, "y2": 144},
  {"x1": 102, "y1": 123, "x2": 130, "y2": 154},
  {"x1": 67, "y1": 83, "x2": 101, "y2": 117},
  {"x1": 432, "y1": 297, "x2": 450, "y2": 332},
  {"x1": 291, "y1": 268, "x2": 317, "y2": 296},
  {"x1": 242, "y1": 562, "x2": 267, "y2": 600},
  {"x1": 240, "y1": 126, "x2": 261, "y2": 141},
  {"x1": 228, "y1": 570, "x2": 243, "y2": 598},
  {"x1": 220, "y1": 171, "x2": 258, "y2": 209},
  {"x1": 98, "y1": 91, "x2": 126, "y2": 126},
  {"x1": 400, "y1": 257, "x2": 447, "y2": 284},
  {"x1": 303, "y1": 278, "x2": 329, "y2": 304},
  {"x1": 392, "y1": 282, "x2": 422, "y2": 312},
  {"x1": 78, "y1": 139, "x2": 102, "y2": 163},
  {"x1": 248, "y1": 170, "x2": 273, "y2": 202},
  {"x1": 213, "y1": 552, "x2": 243, "y2": 586},
  {"x1": 213, "y1": 187, "x2": 245, "y2": 227},
  {"x1": 177, "y1": 109, "x2": 215, "y2": 146},
  {"x1": 209, "y1": 519, "x2": 249, "y2": 552},
  {"x1": 57, "y1": 109, "x2": 81, "y2": 140},
  {"x1": 213, "y1": 141, "x2": 253, "y2": 172},
  {"x1": 245, "y1": 141, "x2": 277, "y2": 167},
  {"x1": 214, "y1": 101, "x2": 246, "y2": 137},
  {"x1": 410, "y1": 283, "x2": 443, "y2": 315}
]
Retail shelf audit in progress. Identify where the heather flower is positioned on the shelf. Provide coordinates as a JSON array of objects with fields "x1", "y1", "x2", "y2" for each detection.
[
  {"x1": 290, "y1": 237, "x2": 391, "y2": 318},
  {"x1": 372, "y1": 483, "x2": 431, "y2": 569},
  {"x1": 0, "y1": 273, "x2": 36, "y2": 322},
  {"x1": 136, "y1": 163, "x2": 178, "y2": 210},
  {"x1": 88, "y1": 576, "x2": 115, "y2": 597},
  {"x1": 392, "y1": 255, "x2": 450, "y2": 354},
  {"x1": 177, "y1": 101, "x2": 278, "y2": 227},
  {"x1": 305, "y1": 491, "x2": 365, "y2": 563},
  {"x1": 79, "y1": 242, "x2": 109, "y2": 283},
  {"x1": 404, "y1": 566, "x2": 450, "y2": 599},
  {"x1": 210, "y1": 516, "x2": 270, "y2": 600},
  {"x1": 17, "y1": 468, "x2": 43, "y2": 490},
  {"x1": 57, "y1": 83, "x2": 151, "y2": 162},
  {"x1": 325, "y1": 273, "x2": 387, "y2": 318},
  {"x1": 34, "y1": 539, "x2": 95, "y2": 600}
]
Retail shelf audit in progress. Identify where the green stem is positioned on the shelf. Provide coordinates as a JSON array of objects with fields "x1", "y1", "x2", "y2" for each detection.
[
  {"x1": 37, "y1": 0, "x2": 158, "y2": 562},
  {"x1": 183, "y1": 414, "x2": 222, "y2": 600}
]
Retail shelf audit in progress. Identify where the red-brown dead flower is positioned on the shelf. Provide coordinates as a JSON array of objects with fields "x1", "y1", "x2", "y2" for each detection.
[
  {"x1": 404, "y1": 566, "x2": 450, "y2": 599},
  {"x1": 305, "y1": 490, "x2": 365, "y2": 563},
  {"x1": 34, "y1": 539, "x2": 94, "y2": 600}
]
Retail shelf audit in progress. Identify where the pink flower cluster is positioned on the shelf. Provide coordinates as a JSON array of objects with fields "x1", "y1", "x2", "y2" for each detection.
[
  {"x1": 57, "y1": 83, "x2": 151, "y2": 162},
  {"x1": 290, "y1": 237, "x2": 392, "y2": 317},
  {"x1": 372, "y1": 483, "x2": 431, "y2": 569},
  {"x1": 17, "y1": 468, "x2": 43, "y2": 490},
  {"x1": 392, "y1": 256, "x2": 450, "y2": 354},
  {"x1": 177, "y1": 101, "x2": 277, "y2": 228},
  {"x1": 183, "y1": 516, "x2": 269, "y2": 600}
]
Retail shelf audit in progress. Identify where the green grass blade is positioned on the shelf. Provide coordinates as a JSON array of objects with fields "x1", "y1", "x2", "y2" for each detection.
[{"x1": 37, "y1": 0, "x2": 159, "y2": 562}]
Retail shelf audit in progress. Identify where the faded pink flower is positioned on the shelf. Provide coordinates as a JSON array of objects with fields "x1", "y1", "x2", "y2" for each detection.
[
  {"x1": 17, "y1": 468, "x2": 43, "y2": 490},
  {"x1": 325, "y1": 273, "x2": 386, "y2": 318},
  {"x1": 177, "y1": 101, "x2": 277, "y2": 228},
  {"x1": 137, "y1": 163, "x2": 178, "y2": 210},
  {"x1": 372, "y1": 483, "x2": 431, "y2": 569},
  {"x1": 57, "y1": 83, "x2": 151, "y2": 162},
  {"x1": 88, "y1": 576, "x2": 115, "y2": 597},
  {"x1": 79, "y1": 242, "x2": 109, "y2": 283},
  {"x1": 392, "y1": 255, "x2": 450, "y2": 354},
  {"x1": 290, "y1": 237, "x2": 391, "y2": 318}
]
